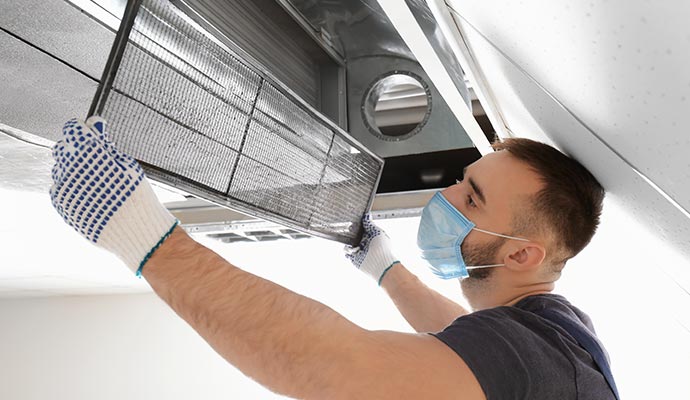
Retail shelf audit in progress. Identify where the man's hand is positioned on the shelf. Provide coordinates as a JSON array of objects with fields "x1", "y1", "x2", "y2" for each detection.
[
  {"x1": 344, "y1": 214, "x2": 400, "y2": 285},
  {"x1": 50, "y1": 117, "x2": 178, "y2": 275},
  {"x1": 345, "y1": 215, "x2": 468, "y2": 331}
]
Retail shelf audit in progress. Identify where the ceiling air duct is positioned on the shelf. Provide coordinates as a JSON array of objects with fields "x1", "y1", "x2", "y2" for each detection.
[{"x1": 89, "y1": 0, "x2": 383, "y2": 245}]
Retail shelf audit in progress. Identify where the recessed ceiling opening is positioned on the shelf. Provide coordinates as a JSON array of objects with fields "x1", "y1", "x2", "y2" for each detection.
[{"x1": 362, "y1": 72, "x2": 431, "y2": 141}]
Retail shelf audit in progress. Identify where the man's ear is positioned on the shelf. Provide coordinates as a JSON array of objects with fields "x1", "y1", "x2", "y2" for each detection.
[{"x1": 503, "y1": 242, "x2": 546, "y2": 272}]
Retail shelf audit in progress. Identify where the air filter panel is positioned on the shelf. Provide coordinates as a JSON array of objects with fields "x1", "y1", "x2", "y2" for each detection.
[{"x1": 90, "y1": 0, "x2": 383, "y2": 244}]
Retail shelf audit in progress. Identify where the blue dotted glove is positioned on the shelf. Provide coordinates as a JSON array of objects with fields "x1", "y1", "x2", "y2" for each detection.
[
  {"x1": 50, "y1": 117, "x2": 178, "y2": 275},
  {"x1": 344, "y1": 214, "x2": 400, "y2": 285}
]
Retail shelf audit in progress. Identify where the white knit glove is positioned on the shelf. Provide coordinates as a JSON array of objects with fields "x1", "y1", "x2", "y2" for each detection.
[
  {"x1": 344, "y1": 214, "x2": 400, "y2": 285},
  {"x1": 50, "y1": 117, "x2": 178, "y2": 275}
]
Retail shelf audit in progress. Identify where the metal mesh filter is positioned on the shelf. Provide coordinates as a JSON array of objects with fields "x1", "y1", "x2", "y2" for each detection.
[{"x1": 90, "y1": 0, "x2": 383, "y2": 244}]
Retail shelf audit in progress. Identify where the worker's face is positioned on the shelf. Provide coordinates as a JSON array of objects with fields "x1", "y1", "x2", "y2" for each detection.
[{"x1": 440, "y1": 151, "x2": 543, "y2": 288}]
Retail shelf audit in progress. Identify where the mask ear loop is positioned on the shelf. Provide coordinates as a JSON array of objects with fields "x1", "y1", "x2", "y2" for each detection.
[
  {"x1": 466, "y1": 264, "x2": 504, "y2": 269},
  {"x1": 472, "y1": 227, "x2": 530, "y2": 242},
  {"x1": 464, "y1": 228, "x2": 531, "y2": 270}
]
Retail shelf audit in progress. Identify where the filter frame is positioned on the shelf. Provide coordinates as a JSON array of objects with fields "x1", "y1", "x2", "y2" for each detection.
[{"x1": 89, "y1": 0, "x2": 384, "y2": 245}]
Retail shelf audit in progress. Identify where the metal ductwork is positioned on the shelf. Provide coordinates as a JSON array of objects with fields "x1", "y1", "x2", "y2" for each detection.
[
  {"x1": 280, "y1": 0, "x2": 484, "y2": 194},
  {"x1": 0, "y1": 0, "x2": 487, "y2": 238}
]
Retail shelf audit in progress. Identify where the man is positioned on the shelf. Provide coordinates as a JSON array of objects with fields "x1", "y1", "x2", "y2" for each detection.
[{"x1": 50, "y1": 117, "x2": 613, "y2": 399}]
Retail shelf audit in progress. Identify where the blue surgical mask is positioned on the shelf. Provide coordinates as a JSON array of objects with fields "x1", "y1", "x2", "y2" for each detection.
[{"x1": 417, "y1": 192, "x2": 529, "y2": 279}]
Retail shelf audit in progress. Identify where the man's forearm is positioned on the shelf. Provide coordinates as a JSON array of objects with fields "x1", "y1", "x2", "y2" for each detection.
[
  {"x1": 380, "y1": 263, "x2": 469, "y2": 332},
  {"x1": 51, "y1": 119, "x2": 487, "y2": 399},
  {"x1": 143, "y1": 227, "x2": 365, "y2": 399}
]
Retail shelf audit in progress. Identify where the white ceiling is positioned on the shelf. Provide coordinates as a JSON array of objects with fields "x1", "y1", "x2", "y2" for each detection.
[{"x1": 440, "y1": 0, "x2": 690, "y2": 260}]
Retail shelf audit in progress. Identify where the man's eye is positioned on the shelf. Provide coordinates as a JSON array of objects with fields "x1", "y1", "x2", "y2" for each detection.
[{"x1": 467, "y1": 195, "x2": 477, "y2": 208}]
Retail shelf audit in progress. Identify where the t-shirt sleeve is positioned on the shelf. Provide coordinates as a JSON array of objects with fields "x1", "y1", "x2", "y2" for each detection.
[{"x1": 431, "y1": 308, "x2": 577, "y2": 400}]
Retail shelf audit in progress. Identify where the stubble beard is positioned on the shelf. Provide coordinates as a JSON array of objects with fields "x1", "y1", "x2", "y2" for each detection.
[{"x1": 459, "y1": 236, "x2": 506, "y2": 307}]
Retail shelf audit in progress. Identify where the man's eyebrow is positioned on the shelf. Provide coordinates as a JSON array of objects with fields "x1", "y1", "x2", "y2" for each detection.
[{"x1": 463, "y1": 167, "x2": 486, "y2": 205}]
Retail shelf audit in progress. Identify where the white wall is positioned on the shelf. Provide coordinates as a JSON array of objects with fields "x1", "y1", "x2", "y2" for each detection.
[
  {"x1": 0, "y1": 293, "x2": 286, "y2": 399},
  {"x1": 0, "y1": 234, "x2": 423, "y2": 400}
]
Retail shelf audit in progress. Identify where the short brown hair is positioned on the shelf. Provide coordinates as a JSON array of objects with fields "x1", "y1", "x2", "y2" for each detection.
[{"x1": 492, "y1": 138, "x2": 605, "y2": 267}]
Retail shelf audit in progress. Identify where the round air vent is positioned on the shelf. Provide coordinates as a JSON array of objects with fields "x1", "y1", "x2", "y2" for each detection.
[{"x1": 361, "y1": 71, "x2": 432, "y2": 141}]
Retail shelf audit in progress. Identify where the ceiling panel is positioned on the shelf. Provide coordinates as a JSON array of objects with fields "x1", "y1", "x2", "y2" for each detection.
[
  {"x1": 444, "y1": 0, "x2": 690, "y2": 221},
  {"x1": 0, "y1": 30, "x2": 97, "y2": 141},
  {"x1": 452, "y1": 18, "x2": 690, "y2": 292},
  {"x1": 0, "y1": 0, "x2": 114, "y2": 80}
]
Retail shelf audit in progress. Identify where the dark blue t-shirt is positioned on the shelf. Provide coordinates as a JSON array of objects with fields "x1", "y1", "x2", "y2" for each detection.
[{"x1": 432, "y1": 294, "x2": 616, "y2": 400}]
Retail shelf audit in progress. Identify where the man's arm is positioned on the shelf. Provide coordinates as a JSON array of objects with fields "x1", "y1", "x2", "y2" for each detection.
[
  {"x1": 144, "y1": 228, "x2": 485, "y2": 400},
  {"x1": 345, "y1": 217, "x2": 469, "y2": 333},
  {"x1": 49, "y1": 119, "x2": 482, "y2": 399},
  {"x1": 380, "y1": 263, "x2": 469, "y2": 332}
]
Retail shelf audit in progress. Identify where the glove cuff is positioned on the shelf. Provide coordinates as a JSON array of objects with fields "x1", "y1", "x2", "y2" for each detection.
[
  {"x1": 358, "y1": 235, "x2": 400, "y2": 285},
  {"x1": 96, "y1": 179, "x2": 178, "y2": 274}
]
